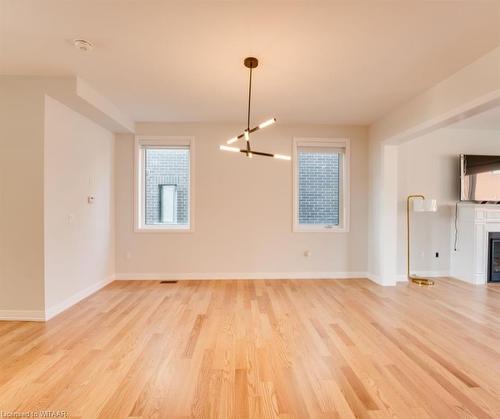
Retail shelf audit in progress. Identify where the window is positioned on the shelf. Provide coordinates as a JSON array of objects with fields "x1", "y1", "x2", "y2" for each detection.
[
  {"x1": 293, "y1": 138, "x2": 349, "y2": 232},
  {"x1": 160, "y1": 184, "x2": 177, "y2": 224},
  {"x1": 135, "y1": 137, "x2": 194, "y2": 231}
]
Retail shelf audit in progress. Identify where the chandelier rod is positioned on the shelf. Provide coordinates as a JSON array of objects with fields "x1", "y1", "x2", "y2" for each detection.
[
  {"x1": 247, "y1": 66, "x2": 252, "y2": 131},
  {"x1": 219, "y1": 56, "x2": 289, "y2": 161},
  {"x1": 246, "y1": 66, "x2": 253, "y2": 156}
]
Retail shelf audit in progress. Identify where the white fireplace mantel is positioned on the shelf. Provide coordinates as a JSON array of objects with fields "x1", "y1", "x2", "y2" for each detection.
[{"x1": 450, "y1": 204, "x2": 500, "y2": 284}]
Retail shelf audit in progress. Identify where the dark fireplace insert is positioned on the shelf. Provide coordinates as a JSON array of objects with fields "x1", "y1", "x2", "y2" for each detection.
[{"x1": 488, "y1": 232, "x2": 500, "y2": 282}]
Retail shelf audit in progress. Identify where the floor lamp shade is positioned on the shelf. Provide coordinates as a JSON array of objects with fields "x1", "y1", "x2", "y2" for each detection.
[{"x1": 413, "y1": 199, "x2": 437, "y2": 212}]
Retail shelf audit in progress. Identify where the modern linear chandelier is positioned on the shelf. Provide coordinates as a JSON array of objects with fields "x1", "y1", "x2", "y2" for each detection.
[{"x1": 219, "y1": 57, "x2": 291, "y2": 160}]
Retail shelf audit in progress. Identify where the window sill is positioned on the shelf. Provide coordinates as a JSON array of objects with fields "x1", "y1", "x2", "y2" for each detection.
[
  {"x1": 293, "y1": 225, "x2": 348, "y2": 233},
  {"x1": 135, "y1": 226, "x2": 193, "y2": 234}
]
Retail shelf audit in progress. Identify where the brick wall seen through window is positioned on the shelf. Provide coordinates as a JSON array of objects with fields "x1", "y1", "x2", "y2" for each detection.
[
  {"x1": 298, "y1": 151, "x2": 340, "y2": 225},
  {"x1": 144, "y1": 148, "x2": 189, "y2": 225}
]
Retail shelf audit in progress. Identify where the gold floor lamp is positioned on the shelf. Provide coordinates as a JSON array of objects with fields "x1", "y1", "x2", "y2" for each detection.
[{"x1": 407, "y1": 195, "x2": 438, "y2": 286}]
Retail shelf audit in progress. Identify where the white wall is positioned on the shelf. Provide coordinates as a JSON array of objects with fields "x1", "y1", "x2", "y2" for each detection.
[
  {"x1": 115, "y1": 123, "x2": 369, "y2": 278},
  {"x1": 396, "y1": 127, "x2": 500, "y2": 278},
  {"x1": 44, "y1": 96, "x2": 115, "y2": 315},
  {"x1": 367, "y1": 141, "x2": 398, "y2": 285},
  {"x1": 1, "y1": 77, "x2": 117, "y2": 320},
  {"x1": 371, "y1": 47, "x2": 500, "y2": 144},
  {"x1": 0, "y1": 78, "x2": 46, "y2": 316},
  {"x1": 368, "y1": 46, "x2": 500, "y2": 285}
]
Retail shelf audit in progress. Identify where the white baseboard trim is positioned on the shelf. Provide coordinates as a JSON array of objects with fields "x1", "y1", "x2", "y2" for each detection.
[
  {"x1": 448, "y1": 274, "x2": 484, "y2": 285},
  {"x1": 115, "y1": 272, "x2": 370, "y2": 281},
  {"x1": 366, "y1": 273, "x2": 403, "y2": 286},
  {"x1": 0, "y1": 310, "x2": 46, "y2": 322},
  {"x1": 44, "y1": 275, "x2": 114, "y2": 321},
  {"x1": 396, "y1": 270, "x2": 450, "y2": 282},
  {"x1": 366, "y1": 273, "x2": 385, "y2": 286}
]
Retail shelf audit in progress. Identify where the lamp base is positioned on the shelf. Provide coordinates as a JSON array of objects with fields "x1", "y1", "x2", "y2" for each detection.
[{"x1": 409, "y1": 276, "x2": 435, "y2": 287}]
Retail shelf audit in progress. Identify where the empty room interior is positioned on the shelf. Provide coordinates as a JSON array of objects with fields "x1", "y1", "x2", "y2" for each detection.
[{"x1": 1, "y1": 1, "x2": 500, "y2": 417}]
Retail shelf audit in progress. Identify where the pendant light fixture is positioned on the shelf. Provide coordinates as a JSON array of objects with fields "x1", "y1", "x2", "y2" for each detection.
[{"x1": 219, "y1": 57, "x2": 291, "y2": 161}]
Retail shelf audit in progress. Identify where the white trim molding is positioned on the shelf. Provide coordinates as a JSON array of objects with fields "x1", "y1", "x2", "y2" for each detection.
[
  {"x1": 134, "y1": 136, "x2": 195, "y2": 233},
  {"x1": 44, "y1": 275, "x2": 114, "y2": 320},
  {"x1": 366, "y1": 273, "x2": 384, "y2": 286},
  {"x1": 396, "y1": 270, "x2": 450, "y2": 283},
  {"x1": 115, "y1": 272, "x2": 369, "y2": 281},
  {"x1": 0, "y1": 310, "x2": 46, "y2": 322},
  {"x1": 1, "y1": 276, "x2": 114, "y2": 322},
  {"x1": 450, "y1": 204, "x2": 500, "y2": 284}
]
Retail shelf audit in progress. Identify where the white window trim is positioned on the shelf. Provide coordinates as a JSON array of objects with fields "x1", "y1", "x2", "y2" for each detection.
[
  {"x1": 134, "y1": 136, "x2": 195, "y2": 233},
  {"x1": 292, "y1": 137, "x2": 350, "y2": 233}
]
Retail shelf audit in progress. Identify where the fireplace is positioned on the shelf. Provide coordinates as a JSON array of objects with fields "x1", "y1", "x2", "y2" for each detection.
[
  {"x1": 450, "y1": 206, "x2": 500, "y2": 284},
  {"x1": 488, "y1": 232, "x2": 500, "y2": 283}
]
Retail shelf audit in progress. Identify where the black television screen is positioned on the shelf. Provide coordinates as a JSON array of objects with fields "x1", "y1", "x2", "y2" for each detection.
[{"x1": 461, "y1": 154, "x2": 500, "y2": 202}]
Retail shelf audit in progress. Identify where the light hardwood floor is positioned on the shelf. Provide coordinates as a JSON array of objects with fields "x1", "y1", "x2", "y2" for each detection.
[{"x1": 0, "y1": 278, "x2": 499, "y2": 418}]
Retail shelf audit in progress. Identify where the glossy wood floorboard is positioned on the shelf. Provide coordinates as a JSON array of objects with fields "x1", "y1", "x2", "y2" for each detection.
[{"x1": 0, "y1": 278, "x2": 499, "y2": 418}]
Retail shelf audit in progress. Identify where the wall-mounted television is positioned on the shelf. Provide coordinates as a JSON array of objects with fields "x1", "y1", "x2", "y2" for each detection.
[{"x1": 460, "y1": 154, "x2": 500, "y2": 202}]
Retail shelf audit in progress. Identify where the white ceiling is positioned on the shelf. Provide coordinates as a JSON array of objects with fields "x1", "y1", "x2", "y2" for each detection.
[
  {"x1": 451, "y1": 106, "x2": 500, "y2": 131},
  {"x1": 1, "y1": 1, "x2": 499, "y2": 125}
]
